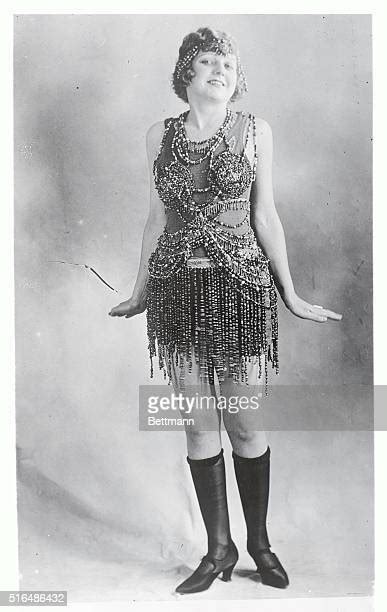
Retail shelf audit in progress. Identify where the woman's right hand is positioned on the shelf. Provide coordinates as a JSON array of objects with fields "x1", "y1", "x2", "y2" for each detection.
[{"x1": 108, "y1": 296, "x2": 146, "y2": 319}]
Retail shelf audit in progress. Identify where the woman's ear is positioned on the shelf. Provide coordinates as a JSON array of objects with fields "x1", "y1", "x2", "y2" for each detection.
[
  {"x1": 229, "y1": 87, "x2": 238, "y2": 103},
  {"x1": 182, "y1": 67, "x2": 195, "y2": 87}
]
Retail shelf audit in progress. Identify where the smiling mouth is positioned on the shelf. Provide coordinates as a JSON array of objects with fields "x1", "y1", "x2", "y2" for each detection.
[{"x1": 208, "y1": 79, "x2": 225, "y2": 87}]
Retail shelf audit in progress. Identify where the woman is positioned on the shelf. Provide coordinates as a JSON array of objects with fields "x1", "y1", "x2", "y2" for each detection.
[{"x1": 109, "y1": 27, "x2": 342, "y2": 595}]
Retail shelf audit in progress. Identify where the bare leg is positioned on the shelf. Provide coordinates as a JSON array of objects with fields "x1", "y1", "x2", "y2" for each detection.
[
  {"x1": 169, "y1": 348, "x2": 223, "y2": 458},
  {"x1": 219, "y1": 355, "x2": 268, "y2": 456}
]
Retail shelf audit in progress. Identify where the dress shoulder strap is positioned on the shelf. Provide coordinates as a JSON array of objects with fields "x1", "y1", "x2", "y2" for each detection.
[{"x1": 241, "y1": 113, "x2": 257, "y2": 181}]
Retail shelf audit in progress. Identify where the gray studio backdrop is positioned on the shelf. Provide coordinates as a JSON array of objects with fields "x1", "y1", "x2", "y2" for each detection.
[{"x1": 15, "y1": 14, "x2": 373, "y2": 602}]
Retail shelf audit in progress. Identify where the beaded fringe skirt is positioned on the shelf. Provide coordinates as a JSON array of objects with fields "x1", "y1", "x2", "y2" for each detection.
[{"x1": 146, "y1": 258, "x2": 279, "y2": 392}]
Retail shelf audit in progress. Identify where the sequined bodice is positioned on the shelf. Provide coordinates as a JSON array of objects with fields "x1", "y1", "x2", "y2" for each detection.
[
  {"x1": 149, "y1": 110, "x2": 273, "y2": 290},
  {"x1": 154, "y1": 111, "x2": 253, "y2": 232},
  {"x1": 155, "y1": 144, "x2": 253, "y2": 208}
]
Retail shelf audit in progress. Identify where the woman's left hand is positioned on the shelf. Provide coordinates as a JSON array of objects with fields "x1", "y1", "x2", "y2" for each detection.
[{"x1": 283, "y1": 293, "x2": 343, "y2": 322}]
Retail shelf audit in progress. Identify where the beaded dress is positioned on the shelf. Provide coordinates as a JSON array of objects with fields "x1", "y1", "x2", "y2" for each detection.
[{"x1": 146, "y1": 109, "x2": 279, "y2": 390}]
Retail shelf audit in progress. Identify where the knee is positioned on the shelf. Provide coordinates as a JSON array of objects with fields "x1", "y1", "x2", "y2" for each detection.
[
  {"x1": 227, "y1": 429, "x2": 267, "y2": 456},
  {"x1": 230, "y1": 430, "x2": 259, "y2": 445},
  {"x1": 185, "y1": 430, "x2": 217, "y2": 448}
]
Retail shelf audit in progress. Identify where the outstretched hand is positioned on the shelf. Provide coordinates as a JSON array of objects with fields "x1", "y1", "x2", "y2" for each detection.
[
  {"x1": 283, "y1": 293, "x2": 342, "y2": 322},
  {"x1": 108, "y1": 296, "x2": 146, "y2": 319}
]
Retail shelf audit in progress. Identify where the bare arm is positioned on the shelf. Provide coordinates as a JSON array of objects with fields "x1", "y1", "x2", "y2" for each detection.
[
  {"x1": 250, "y1": 118, "x2": 342, "y2": 322},
  {"x1": 109, "y1": 121, "x2": 166, "y2": 317}
]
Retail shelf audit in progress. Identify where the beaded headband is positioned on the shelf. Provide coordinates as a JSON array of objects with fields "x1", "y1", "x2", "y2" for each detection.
[
  {"x1": 175, "y1": 45, "x2": 199, "y2": 80},
  {"x1": 175, "y1": 36, "x2": 248, "y2": 94}
]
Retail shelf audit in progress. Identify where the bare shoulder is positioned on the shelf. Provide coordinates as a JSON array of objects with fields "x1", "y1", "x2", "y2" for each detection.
[
  {"x1": 146, "y1": 120, "x2": 165, "y2": 144},
  {"x1": 146, "y1": 120, "x2": 166, "y2": 157},
  {"x1": 253, "y1": 116, "x2": 272, "y2": 138}
]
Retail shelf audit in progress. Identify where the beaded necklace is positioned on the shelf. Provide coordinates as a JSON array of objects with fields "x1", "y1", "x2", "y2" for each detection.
[
  {"x1": 170, "y1": 109, "x2": 236, "y2": 205},
  {"x1": 174, "y1": 108, "x2": 234, "y2": 165}
]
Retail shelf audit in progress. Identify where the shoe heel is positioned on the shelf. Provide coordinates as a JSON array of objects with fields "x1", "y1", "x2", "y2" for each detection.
[{"x1": 221, "y1": 561, "x2": 237, "y2": 582}]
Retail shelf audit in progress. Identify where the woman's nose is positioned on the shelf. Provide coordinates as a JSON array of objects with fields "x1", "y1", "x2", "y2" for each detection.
[{"x1": 213, "y1": 59, "x2": 225, "y2": 74}]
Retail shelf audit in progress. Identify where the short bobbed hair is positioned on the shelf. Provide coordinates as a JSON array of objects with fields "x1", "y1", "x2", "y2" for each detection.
[{"x1": 172, "y1": 27, "x2": 248, "y2": 104}]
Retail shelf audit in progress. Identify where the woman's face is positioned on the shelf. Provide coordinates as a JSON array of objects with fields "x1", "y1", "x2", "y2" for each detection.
[{"x1": 187, "y1": 50, "x2": 238, "y2": 103}]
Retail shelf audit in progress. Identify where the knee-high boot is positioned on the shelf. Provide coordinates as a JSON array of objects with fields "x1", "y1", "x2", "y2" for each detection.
[
  {"x1": 175, "y1": 449, "x2": 239, "y2": 594},
  {"x1": 232, "y1": 446, "x2": 289, "y2": 588}
]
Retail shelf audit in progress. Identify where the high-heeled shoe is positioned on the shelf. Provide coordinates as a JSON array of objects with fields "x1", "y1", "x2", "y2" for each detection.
[
  {"x1": 175, "y1": 449, "x2": 239, "y2": 594},
  {"x1": 247, "y1": 545, "x2": 289, "y2": 588},
  {"x1": 175, "y1": 540, "x2": 239, "y2": 594},
  {"x1": 233, "y1": 446, "x2": 289, "y2": 589}
]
